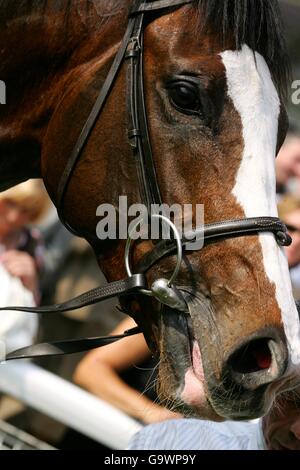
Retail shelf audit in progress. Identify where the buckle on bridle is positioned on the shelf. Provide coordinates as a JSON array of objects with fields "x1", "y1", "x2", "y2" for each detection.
[
  {"x1": 125, "y1": 36, "x2": 141, "y2": 59},
  {"x1": 128, "y1": 128, "x2": 142, "y2": 149}
]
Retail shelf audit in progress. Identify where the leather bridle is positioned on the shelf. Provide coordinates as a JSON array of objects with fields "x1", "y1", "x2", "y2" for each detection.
[{"x1": 0, "y1": 0, "x2": 291, "y2": 361}]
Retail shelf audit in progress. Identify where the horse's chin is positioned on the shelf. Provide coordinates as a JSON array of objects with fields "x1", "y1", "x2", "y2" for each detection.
[{"x1": 179, "y1": 362, "x2": 225, "y2": 421}]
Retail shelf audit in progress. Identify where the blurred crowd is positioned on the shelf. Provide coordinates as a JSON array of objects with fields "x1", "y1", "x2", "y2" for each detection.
[
  {"x1": 277, "y1": 129, "x2": 300, "y2": 297},
  {"x1": 0, "y1": 180, "x2": 126, "y2": 447}
]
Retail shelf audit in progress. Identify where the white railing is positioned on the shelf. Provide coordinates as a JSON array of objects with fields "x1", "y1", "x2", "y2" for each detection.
[{"x1": 0, "y1": 361, "x2": 142, "y2": 449}]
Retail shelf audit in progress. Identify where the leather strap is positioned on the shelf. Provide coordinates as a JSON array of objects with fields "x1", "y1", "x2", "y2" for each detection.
[
  {"x1": 137, "y1": 217, "x2": 291, "y2": 273},
  {"x1": 0, "y1": 275, "x2": 146, "y2": 361},
  {"x1": 130, "y1": 0, "x2": 193, "y2": 15},
  {"x1": 5, "y1": 327, "x2": 141, "y2": 361},
  {"x1": 56, "y1": 14, "x2": 139, "y2": 235},
  {"x1": 137, "y1": 29, "x2": 163, "y2": 210},
  {"x1": 126, "y1": 9, "x2": 163, "y2": 213},
  {"x1": 0, "y1": 274, "x2": 147, "y2": 315}
]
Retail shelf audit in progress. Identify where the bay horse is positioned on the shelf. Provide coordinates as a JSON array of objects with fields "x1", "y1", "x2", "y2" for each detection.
[{"x1": 1, "y1": 0, "x2": 300, "y2": 422}]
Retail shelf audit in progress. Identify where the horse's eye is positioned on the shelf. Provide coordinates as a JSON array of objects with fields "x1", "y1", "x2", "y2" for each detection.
[{"x1": 168, "y1": 81, "x2": 201, "y2": 116}]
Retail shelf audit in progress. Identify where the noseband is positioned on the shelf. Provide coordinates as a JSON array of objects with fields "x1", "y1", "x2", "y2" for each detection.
[{"x1": 0, "y1": 0, "x2": 291, "y2": 361}]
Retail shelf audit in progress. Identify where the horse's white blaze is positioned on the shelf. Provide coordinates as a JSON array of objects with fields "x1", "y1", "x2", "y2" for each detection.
[{"x1": 221, "y1": 44, "x2": 300, "y2": 366}]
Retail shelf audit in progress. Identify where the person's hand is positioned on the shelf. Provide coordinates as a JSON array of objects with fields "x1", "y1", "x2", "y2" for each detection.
[
  {"x1": 262, "y1": 390, "x2": 300, "y2": 450},
  {"x1": 276, "y1": 136, "x2": 300, "y2": 186},
  {"x1": 142, "y1": 405, "x2": 182, "y2": 425},
  {"x1": 0, "y1": 250, "x2": 39, "y2": 294}
]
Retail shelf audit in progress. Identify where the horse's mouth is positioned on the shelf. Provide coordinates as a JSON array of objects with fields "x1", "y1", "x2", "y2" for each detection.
[
  {"x1": 182, "y1": 313, "x2": 226, "y2": 420},
  {"x1": 157, "y1": 305, "x2": 223, "y2": 420}
]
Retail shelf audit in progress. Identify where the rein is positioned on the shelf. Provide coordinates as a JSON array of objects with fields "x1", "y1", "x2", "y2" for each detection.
[{"x1": 0, "y1": 0, "x2": 292, "y2": 361}]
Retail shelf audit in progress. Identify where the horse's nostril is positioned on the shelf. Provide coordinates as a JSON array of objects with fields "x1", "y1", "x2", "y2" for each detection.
[
  {"x1": 226, "y1": 336, "x2": 288, "y2": 391},
  {"x1": 229, "y1": 338, "x2": 272, "y2": 374}
]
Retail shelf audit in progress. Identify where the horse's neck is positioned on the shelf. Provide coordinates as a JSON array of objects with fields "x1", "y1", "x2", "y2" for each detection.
[{"x1": 0, "y1": 1, "x2": 128, "y2": 191}]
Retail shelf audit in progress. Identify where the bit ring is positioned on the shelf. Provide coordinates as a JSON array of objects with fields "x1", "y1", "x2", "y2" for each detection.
[{"x1": 125, "y1": 214, "x2": 182, "y2": 292}]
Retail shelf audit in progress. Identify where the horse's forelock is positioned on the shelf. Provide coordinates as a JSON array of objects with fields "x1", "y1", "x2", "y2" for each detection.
[{"x1": 193, "y1": 0, "x2": 290, "y2": 101}]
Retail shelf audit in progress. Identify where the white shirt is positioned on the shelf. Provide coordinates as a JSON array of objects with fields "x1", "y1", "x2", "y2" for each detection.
[
  {"x1": 0, "y1": 264, "x2": 37, "y2": 360},
  {"x1": 127, "y1": 418, "x2": 266, "y2": 450}
]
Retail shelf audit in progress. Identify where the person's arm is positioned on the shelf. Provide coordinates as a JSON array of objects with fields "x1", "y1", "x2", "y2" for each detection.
[{"x1": 73, "y1": 317, "x2": 181, "y2": 424}]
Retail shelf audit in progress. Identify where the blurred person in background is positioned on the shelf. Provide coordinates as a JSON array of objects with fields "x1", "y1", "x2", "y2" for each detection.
[
  {"x1": 278, "y1": 195, "x2": 300, "y2": 299},
  {"x1": 0, "y1": 182, "x2": 123, "y2": 448},
  {"x1": 0, "y1": 180, "x2": 47, "y2": 301},
  {"x1": 128, "y1": 386, "x2": 300, "y2": 450},
  {"x1": 19, "y1": 200, "x2": 124, "y2": 448},
  {"x1": 0, "y1": 180, "x2": 48, "y2": 355},
  {"x1": 74, "y1": 316, "x2": 181, "y2": 425},
  {"x1": 262, "y1": 388, "x2": 300, "y2": 450},
  {"x1": 276, "y1": 131, "x2": 300, "y2": 196}
]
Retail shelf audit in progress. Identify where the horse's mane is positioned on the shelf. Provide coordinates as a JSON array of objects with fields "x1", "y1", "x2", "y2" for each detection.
[
  {"x1": 0, "y1": 0, "x2": 289, "y2": 98},
  {"x1": 0, "y1": 0, "x2": 124, "y2": 24}
]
